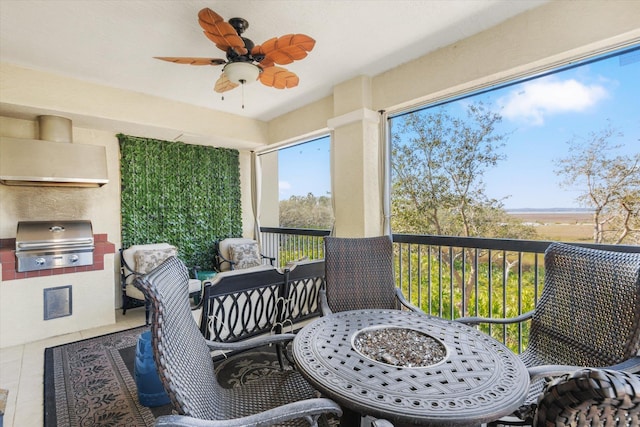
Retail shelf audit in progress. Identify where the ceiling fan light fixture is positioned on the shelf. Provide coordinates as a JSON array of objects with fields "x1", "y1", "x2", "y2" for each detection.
[{"x1": 223, "y1": 62, "x2": 260, "y2": 85}]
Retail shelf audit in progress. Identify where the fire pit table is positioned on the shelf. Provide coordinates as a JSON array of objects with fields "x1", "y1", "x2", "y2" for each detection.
[{"x1": 292, "y1": 309, "x2": 529, "y2": 427}]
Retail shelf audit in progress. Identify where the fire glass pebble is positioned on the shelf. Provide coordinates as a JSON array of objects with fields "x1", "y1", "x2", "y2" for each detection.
[{"x1": 353, "y1": 327, "x2": 447, "y2": 367}]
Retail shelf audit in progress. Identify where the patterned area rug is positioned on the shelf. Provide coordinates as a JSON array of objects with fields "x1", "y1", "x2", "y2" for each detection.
[{"x1": 44, "y1": 326, "x2": 286, "y2": 427}]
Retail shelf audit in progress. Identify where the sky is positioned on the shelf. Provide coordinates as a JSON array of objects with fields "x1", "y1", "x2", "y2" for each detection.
[
  {"x1": 279, "y1": 45, "x2": 639, "y2": 209},
  {"x1": 468, "y1": 46, "x2": 639, "y2": 209},
  {"x1": 278, "y1": 136, "x2": 331, "y2": 200}
]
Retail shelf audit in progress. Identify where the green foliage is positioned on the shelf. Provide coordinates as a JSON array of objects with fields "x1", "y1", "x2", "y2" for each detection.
[
  {"x1": 279, "y1": 193, "x2": 334, "y2": 229},
  {"x1": 118, "y1": 134, "x2": 242, "y2": 271},
  {"x1": 396, "y1": 246, "x2": 543, "y2": 353},
  {"x1": 391, "y1": 103, "x2": 513, "y2": 237}
]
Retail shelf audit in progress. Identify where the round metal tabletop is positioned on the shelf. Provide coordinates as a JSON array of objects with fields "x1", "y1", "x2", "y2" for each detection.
[{"x1": 293, "y1": 309, "x2": 529, "y2": 426}]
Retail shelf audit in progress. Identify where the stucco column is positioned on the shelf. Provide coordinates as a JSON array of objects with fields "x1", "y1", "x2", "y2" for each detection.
[
  {"x1": 258, "y1": 150, "x2": 279, "y2": 227},
  {"x1": 328, "y1": 76, "x2": 381, "y2": 237}
]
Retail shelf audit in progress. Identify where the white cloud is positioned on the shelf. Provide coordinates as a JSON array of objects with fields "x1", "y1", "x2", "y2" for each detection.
[
  {"x1": 498, "y1": 77, "x2": 608, "y2": 125},
  {"x1": 279, "y1": 180, "x2": 291, "y2": 196}
]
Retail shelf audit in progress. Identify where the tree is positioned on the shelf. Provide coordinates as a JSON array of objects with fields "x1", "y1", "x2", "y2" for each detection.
[
  {"x1": 392, "y1": 102, "x2": 534, "y2": 239},
  {"x1": 392, "y1": 103, "x2": 536, "y2": 316},
  {"x1": 279, "y1": 193, "x2": 333, "y2": 229},
  {"x1": 555, "y1": 126, "x2": 640, "y2": 244}
]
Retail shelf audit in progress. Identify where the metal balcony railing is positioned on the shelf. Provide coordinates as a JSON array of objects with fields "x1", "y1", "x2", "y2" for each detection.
[
  {"x1": 260, "y1": 227, "x2": 639, "y2": 353},
  {"x1": 260, "y1": 227, "x2": 330, "y2": 266}
]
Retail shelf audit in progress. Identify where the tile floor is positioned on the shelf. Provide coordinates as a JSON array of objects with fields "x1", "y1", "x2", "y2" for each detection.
[{"x1": 0, "y1": 308, "x2": 146, "y2": 427}]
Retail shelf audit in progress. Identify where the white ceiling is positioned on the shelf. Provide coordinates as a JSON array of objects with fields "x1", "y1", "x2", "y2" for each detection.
[{"x1": 0, "y1": 0, "x2": 547, "y2": 122}]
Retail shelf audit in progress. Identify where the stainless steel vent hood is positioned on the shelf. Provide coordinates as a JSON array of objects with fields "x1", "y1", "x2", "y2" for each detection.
[{"x1": 0, "y1": 115, "x2": 108, "y2": 187}]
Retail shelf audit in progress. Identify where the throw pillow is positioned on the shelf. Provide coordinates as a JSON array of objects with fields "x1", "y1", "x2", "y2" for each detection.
[
  {"x1": 134, "y1": 246, "x2": 178, "y2": 274},
  {"x1": 228, "y1": 242, "x2": 262, "y2": 270}
]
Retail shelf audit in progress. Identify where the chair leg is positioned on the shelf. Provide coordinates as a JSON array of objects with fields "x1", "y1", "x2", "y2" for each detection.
[
  {"x1": 144, "y1": 299, "x2": 151, "y2": 325},
  {"x1": 122, "y1": 293, "x2": 128, "y2": 315}
]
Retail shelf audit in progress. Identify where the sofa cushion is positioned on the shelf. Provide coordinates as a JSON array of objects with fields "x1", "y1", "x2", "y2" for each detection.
[
  {"x1": 227, "y1": 241, "x2": 262, "y2": 270},
  {"x1": 123, "y1": 243, "x2": 175, "y2": 278},
  {"x1": 134, "y1": 246, "x2": 178, "y2": 274},
  {"x1": 218, "y1": 238, "x2": 259, "y2": 271}
]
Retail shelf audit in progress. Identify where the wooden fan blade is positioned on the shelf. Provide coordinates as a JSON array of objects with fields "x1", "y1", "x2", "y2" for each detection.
[
  {"x1": 259, "y1": 66, "x2": 299, "y2": 89},
  {"x1": 253, "y1": 34, "x2": 315, "y2": 67},
  {"x1": 154, "y1": 57, "x2": 226, "y2": 66},
  {"x1": 214, "y1": 74, "x2": 239, "y2": 93},
  {"x1": 198, "y1": 8, "x2": 247, "y2": 55}
]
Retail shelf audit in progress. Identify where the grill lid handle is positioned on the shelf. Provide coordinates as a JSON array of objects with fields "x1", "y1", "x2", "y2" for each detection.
[{"x1": 16, "y1": 239, "x2": 95, "y2": 250}]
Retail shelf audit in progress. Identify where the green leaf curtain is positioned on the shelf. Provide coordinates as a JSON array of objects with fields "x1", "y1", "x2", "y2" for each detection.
[{"x1": 118, "y1": 134, "x2": 242, "y2": 271}]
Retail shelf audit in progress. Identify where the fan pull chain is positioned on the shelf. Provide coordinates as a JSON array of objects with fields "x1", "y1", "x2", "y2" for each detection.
[{"x1": 240, "y1": 79, "x2": 246, "y2": 109}]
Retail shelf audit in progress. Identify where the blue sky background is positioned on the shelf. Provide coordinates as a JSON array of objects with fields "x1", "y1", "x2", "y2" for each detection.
[
  {"x1": 279, "y1": 46, "x2": 639, "y2": 209},
  {"x1": 465, "y1": 46, "x2": 639, "y2": 209},
  {"x1": 278, "y1": 136, "x2": 331, "y2": 200}
]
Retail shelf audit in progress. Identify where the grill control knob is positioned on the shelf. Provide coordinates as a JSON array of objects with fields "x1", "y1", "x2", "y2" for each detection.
[
  {"x1": 35, "y1": 257, "x2": 46, "y2": 266},
  {"x1": 70, "y1": 255, "x2": 79, "y2": 263}
]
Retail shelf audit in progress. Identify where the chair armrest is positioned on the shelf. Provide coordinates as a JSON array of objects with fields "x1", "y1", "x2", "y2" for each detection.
[
  {"x1": 204, "y1": 333, "x2": 297, "y2": 353},
  {"x1": 120, "y1": 248, "x2": 143, "y2": 282},
  {"x1": 395, "y1": 288, "x2": 424, "y2": 313},
  {"x1": 528, "y1": 364, "x2": 586, "y2": 382},
  {"x1": 457, "y1": 310, "x2": 535, "y2": 326},
  {"x1": 215, "y1": 251, "x2": 236, "y2": 271},
  {"x1": 261, "y1": 253, "x2": 276, "y2": 265},
  {"x1": 528, "y1": 356, "x2": 640, "y2": 381},
  {"x1": 610, "y1": 355, "x2": 640, "y2": 373},
  {"x1": 154, "y1": 398, "x2": 343, "y2": 427},
  {"x1": 318, "y1": 287, "x2": 332, "y2": 316}
]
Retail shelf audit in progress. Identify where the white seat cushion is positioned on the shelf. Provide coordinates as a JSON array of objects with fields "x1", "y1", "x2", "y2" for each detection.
[
  {"x1": 126, "y1": 278, "x2": 200, "y2": 302},
  {"x1": 188, "y1": 278, "x2": 202, "y2": 294},
  {"x1": 125, "y1": 283, "x2": 146, "y2": 301}
]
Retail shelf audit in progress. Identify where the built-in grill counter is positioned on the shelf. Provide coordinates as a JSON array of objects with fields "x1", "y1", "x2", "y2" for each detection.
[
  {"x1": 15, "y1": 220, "x2": 95, "y2": 272},
  {"x1": 0, "y1": 220, "x2": 117, "y2": 348}
]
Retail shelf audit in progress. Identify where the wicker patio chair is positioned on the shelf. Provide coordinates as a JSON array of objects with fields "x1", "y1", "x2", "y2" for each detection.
[
  {"x1": 133, "y1": 256, "x2": 342, "y2": 427},
  {"x1": 533, "y1": 368, "x2": 640, "y2": 426},
  {"x1": 458, "y1": 242, "x2": 640, "y2": 426},
  {"x1": 320, "y1": 235, "x2": 422, "y2": 315}
]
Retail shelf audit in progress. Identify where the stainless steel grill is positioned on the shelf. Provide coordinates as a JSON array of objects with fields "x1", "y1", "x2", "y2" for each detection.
[{"x1": 15, "y1": 220, "x2": 94, "y2": 272}]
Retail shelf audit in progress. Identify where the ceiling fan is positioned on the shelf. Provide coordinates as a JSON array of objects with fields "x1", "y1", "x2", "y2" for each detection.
[{"x1": 155, "y1": 7, "x2": 315, "y2": 103}]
